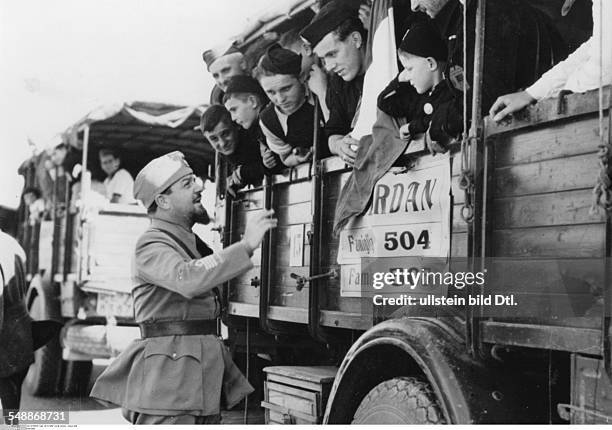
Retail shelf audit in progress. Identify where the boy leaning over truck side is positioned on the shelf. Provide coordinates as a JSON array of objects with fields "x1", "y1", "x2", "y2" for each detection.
[
  {"x1": 255, "y1": 44, "x2": 327, "y2": 167},
  {"x1": 378, "y1": 20, "x2": 463, "y2": 155},
  {"x1": 222, "y1": 75, "x2": 283, "y2": 174}
]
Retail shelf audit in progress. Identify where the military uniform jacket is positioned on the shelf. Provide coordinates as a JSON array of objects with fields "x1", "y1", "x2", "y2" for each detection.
[{"x1": 90, "y1": 218, "x2": 254, "y2": 416}]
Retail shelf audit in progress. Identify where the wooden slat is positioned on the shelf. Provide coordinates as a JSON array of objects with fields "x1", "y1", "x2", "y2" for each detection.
[
  {"x1": 319, "y1": 310, "x2": 371, "y2": 330},
  {"x1": 492, "y1": 224, "x2": 605, "y2": 258},
  {"x1": 486, "y1": 258, "x2": 604, "y2": 294},
  {"x1": 273, "y1": 181, "x2": 312, "y2": 206},
  {"x1": 480, "y1": 321, "x2": 602, "y2": 354},
  {"x1": 276, "y1": 202, "x2": 312, "y2": 224},
  {"x1": 228, "y1": 301, "x2": 259, "y2": 318},
  {"x1": 493, "y1": 190, "x2": 606, "y2": 229},
  {"x1": 494, "y1": 153, "x2": 599, "y2": 198},
  {"x1": 494, "y1": 117, "x2": 603, "y2": 167},
  {"x1": 268, "y1": 306, "x2": 308, "y2": 323}
]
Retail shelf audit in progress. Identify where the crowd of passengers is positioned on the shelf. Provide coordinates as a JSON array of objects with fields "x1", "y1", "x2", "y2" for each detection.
[{"x1": 199, "y1": 0, "x2": 611, "y2": 198}]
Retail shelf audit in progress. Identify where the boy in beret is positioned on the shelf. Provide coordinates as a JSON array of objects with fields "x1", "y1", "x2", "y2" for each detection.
[
  {"x1": 223, "y1": 75, "x2": 282, "y2": 172},
  {"x1": 378, "y1": 21, "x2": 463, "y2": 154},
  {"x1": 91, "y1": 151, "x2": 277, "y2": 424},
  {"x1": 300, "y1": 0, "x2": 367, "y2": 166},
  {"x1": 255, "y1": 44, "x2": 327, "y2": 167}
]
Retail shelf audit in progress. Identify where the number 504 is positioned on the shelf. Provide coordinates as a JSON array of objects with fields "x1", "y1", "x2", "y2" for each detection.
[{"x1": 383, "y1": 230, "x2": 431, "y2": 251}]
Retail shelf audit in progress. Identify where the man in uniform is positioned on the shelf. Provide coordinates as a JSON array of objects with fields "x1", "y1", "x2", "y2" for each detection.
[
  {"x1": 300, "y1": 1, "x2": 367, "y2": 166},
  {"x1": 203, "y1": 44, "x2": 249, "y2": 105},
  {"x1": 90, "y1": 151, "x2": 277, "y2": 424}
]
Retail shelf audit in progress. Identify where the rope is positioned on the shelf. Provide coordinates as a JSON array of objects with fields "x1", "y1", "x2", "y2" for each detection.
[
  {"x1": 590, "y1": 0, "x2": 611, "y2": 216},
  {"x1": 459, "y1": 0, "x2": 474, "y2": 223}
]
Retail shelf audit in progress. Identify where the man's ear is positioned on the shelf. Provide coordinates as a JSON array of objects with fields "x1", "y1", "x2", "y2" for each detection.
[
  {"x1": 351, "y1": 31, "x2": 363, "y2": 49},
  {"x1": 154, "y1": 193, "x2": 170, "y2": 210},
  {"x1": 247, "y1": 94, "x2": 259, "y2": 109},
  {"x1": 427, "y1": 57, "x2": 439, "y2": 71}
]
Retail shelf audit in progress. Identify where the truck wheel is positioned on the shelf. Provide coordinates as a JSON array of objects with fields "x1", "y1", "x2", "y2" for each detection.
[
  {"x1": 24, "y1": 294, "x2": 63, "y2": 396},
  {"x1": 62, "y1": 360, "x2": 93, "y2": 396},
  {"x1": 352, "y1": 377, "x2": 446, "y2": 424}
]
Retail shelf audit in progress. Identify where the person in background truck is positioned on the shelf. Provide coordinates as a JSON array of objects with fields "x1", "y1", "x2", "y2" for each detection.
[
  {"x1": 300, "y1": 0, "x2": 367, "y2": 166},
  {"x1": 223, "y1": 75, "x2": 282, "y2": 173},
  {"x1": 98, "y1": 148, "x2": 135, "y2": 204},
  {"x1": 202, "y1": 44, "x2": 249, "y2": 106},
  {"x1": 489, "y1": 0, "x2": 612, "y2": 122},
  {"x1": 378, "y1": 21, "x2": 463, "y2": 154},
  {"x1": 255, "y1": 44, "x2": 328, "y2": 167},
  {"x1": 22, "y1": 187, "x2": 46, "y2": 225},
  {"x1": 200, "y1": 105, "x2": 265, "y2": 197},
  {"x1": 279, "y1": 27, "x2": 331, "y2": 122},
  {"x1": 90, "y1": 151, "x2": 277, "y2": 424}
]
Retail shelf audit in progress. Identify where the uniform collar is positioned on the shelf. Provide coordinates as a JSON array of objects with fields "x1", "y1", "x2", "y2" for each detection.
[{"x1": 150, "y1": 217, "x2": 197, "y2": 251}]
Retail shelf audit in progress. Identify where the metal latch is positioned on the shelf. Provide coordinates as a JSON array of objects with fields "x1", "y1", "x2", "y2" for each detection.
[{"x1": 290, "y1": 269, "x2": 338, "y2": 291}]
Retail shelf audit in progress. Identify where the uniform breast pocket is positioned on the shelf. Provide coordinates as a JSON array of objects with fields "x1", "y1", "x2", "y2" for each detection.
[{"x1": 141, "y1": 338, "x2": 204, "y2": 410}]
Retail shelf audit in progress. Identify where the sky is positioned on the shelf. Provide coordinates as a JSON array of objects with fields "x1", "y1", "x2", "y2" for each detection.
[{"x1": 0, "y1": 0, "x2": 285, "y2": 209}]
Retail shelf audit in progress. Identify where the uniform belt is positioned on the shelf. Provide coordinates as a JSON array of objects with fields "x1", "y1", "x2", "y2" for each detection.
[{"x1": 139, "y1": 319, "x2": 218, "y2": 338}]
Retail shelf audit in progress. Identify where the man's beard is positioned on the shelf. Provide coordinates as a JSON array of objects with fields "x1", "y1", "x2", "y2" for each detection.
[{"x1": 194, "y1": 207, "x2": 210, "y2": 225}]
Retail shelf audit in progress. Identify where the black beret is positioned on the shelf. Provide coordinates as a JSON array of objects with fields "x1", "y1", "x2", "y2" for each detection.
[
  {"x1": 300, "y1": 0, "x2": 360, "y2": 49},
  {"x1": 259, "y1": 44, "x2": 302, "y2": 76},
  {"x1": 224, "y1": 75, "x2": 268, "y2": 102},
  {"x1": 398, "y1": 21, "x2": 448, "y2": 62}
]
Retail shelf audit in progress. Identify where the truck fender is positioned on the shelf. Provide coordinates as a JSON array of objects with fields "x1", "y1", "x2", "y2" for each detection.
[
  {"x1": 25, "y1": 272, "x2": 62, "y2": 322},
  {"x1": 324, "y1": 317, "x2": 538, "y2": 424}
]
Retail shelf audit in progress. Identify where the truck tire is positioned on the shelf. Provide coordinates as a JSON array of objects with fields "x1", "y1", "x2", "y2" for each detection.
[
  {"x1": 24, "y1": 294, "x2": 63, "y2": 396},
  {"x1": 62, "y1": 360, "x2": 93, "y2": 396},
  {"x1": 352, "y1": 377, "x2": 446, "y2": 424}
]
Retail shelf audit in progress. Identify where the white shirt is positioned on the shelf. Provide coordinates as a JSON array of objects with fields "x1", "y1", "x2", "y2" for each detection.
[
  {"x1": 104, "y1": 168, "x2": 135, "y2": 203},
  {"x1": 527, "y1": 0, "x2": 612, "y2": 99}
]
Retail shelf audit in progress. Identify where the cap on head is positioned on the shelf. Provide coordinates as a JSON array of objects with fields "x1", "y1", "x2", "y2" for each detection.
[
  {"x1": 224, "y1": 75, "x2": 268, "y2": 102},
  {"x1": 202, "y1": 43, "x2": 243, "y2": 71},
  {"x1": 258, "y1": 43, "x2": 302, "y2": 76},
  {"x1": 398, "y1": 21, "x2": 448, "y2": 62},
  {"x1": 300, "y1": 0, "x2": 359, "y2": 49},
  {"x1": 134, "y1": 151, "x2": 193, "y2": 209}
]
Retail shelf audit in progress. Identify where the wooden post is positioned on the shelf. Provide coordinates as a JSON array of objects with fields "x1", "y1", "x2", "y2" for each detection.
[{"x1": 466, "y1": 0, "x2": 486, "y2": 357}]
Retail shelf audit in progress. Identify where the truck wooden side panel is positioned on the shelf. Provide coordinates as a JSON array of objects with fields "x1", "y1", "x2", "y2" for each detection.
[{"x1": 483, "y1": 90, "x2": 610, "y2": 332}]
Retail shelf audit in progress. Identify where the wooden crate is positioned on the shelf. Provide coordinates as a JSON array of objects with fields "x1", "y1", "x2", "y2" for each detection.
[{"x1": 262, "y1": 366, "x2": 337, "y2": 424}]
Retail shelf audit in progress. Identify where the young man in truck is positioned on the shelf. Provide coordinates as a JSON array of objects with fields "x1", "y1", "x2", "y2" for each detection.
[
  {"x1": 255, "y1": 44, "x2": 327, "y2": 167},
  {"x1": 222, "y1": 75, "x2": 282, "y2": 173},
  {"x1": 202, "y1": 44, "x2": 249, "y2": 106},
  {"x1": 300, "y1": 1, "x2": 367, "y2": 166},
  {"x1": 200, "y1": 105, "x2": 266, "y2": 197}
]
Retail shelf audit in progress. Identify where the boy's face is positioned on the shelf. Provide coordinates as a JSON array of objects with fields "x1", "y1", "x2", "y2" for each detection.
[
  {"x1": 258, "y1": 74, "x2": 305, "y2": 116},
  {"x1": 99, "y1": 154, "x2": 120, "y2": 176},
  {"x1": 314, "y1": 32, "x2": 363, "y2": 82},
  {"x1": 203, "y1": 121, "x2": 239, "y2": 156},
  {"x1": 398, "y1": 53, "x2": 436, "y2": 94},
  {"x1": 224, "y1": 95, "x2": 259, "y2": 129}
]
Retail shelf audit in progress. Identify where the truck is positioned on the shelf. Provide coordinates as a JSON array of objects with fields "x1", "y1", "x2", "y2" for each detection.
[
  {"x1": 210, "y1": 0, "x2": 612, "y2": 424},
  {"x1": 18, "y1": 101, "x2": 213, "y2": 396}
]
